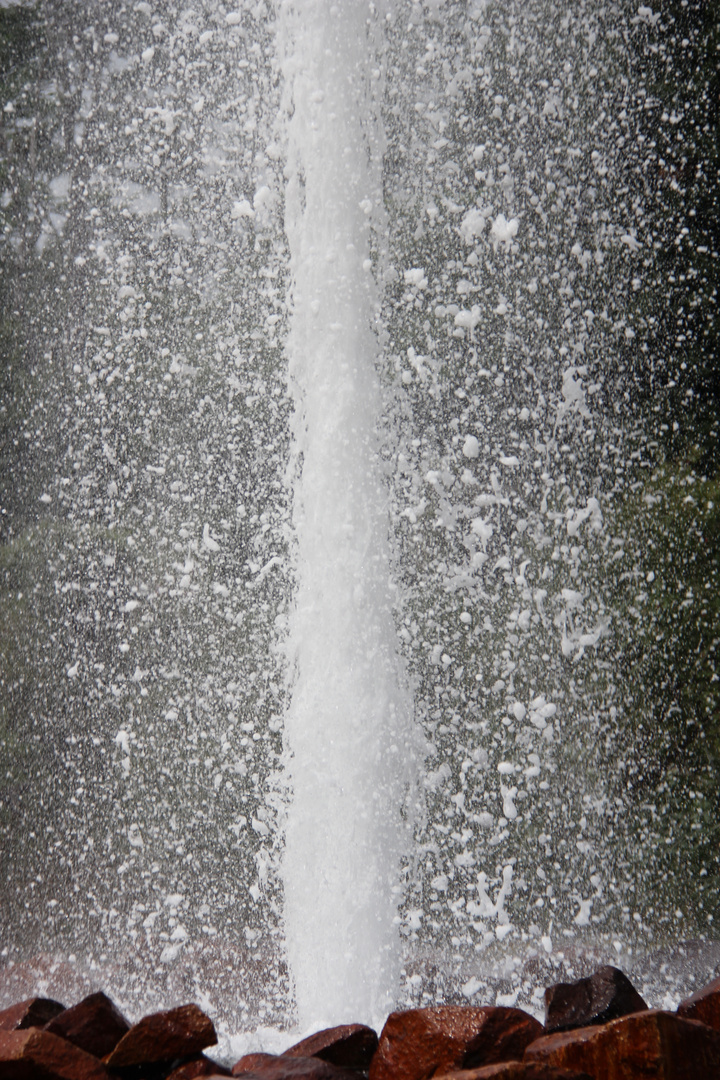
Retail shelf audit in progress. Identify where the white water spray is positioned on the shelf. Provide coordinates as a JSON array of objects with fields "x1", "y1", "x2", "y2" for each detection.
[{"x1": 279, "y1": 0, "x2": 418, "y2": 1029}]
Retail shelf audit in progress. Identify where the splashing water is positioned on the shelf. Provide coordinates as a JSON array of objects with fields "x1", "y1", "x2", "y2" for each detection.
[
  {"x1": 0, "y1": 0, "x2": 718, "y2": 1034},
  {"x1": 280, "y1": 0, "x2": 419, "y2": 1028}
]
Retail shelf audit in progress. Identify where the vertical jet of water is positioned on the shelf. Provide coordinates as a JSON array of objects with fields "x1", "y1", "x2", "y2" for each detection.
[{"x1": 278, "y1": 0, "x2": 417, "y2": 1029}]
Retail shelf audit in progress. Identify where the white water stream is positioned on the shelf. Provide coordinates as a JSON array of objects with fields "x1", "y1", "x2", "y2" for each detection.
[{"x1": 280, "y1": 0, "x2": 419, "y2": 1028}]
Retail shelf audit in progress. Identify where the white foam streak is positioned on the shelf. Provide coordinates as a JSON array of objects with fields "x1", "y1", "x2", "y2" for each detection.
[{"x1": 279, "y1": 0, "x2": 418, "y2": 1029}]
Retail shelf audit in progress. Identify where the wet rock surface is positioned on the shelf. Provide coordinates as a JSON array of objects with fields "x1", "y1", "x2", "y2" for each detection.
[
  {"x1": 0, "y1": 1026, "x2": 110, "y2": 1079},
  {"x1": 368, "y1": 1005, "x2": 544, "y2": 1080},
  {"x1": 284, "y1": 1024, "x2": 378, "y2": 1070},
  {"x1": 166, "y1": 1055, "x2": 232, "y2": 1079},
  {"x1": 232, "y1": 1054, "x2": 282, "y2": 1076},
  {"x1": 525, "y1": 1008, "x2": 720, "y2": 1078},
  {"x1": 0, "y1": 995, "x2": 67, "y2": 1031},
  {"x1": 676, "y1": 974, "x2": 720, "y2": 1030},
  {"x1": 543, "y1": 966, "x2": 648, "y2": 1034},
  {"x1": 230, "y1": 1054, "x2": 361, "y2": 1080},
  {"x1": 45, "y1": 991, "x2": 131, "y2": 1058},
  {"x1": 435, "y1": 1065, "x2": 593, "y2": 1079},
  {"x1": 104, "y1": 1004, "x2": 217, "y2": 1068},
  {"x1": 1, "y1": 967, "x2": 720, "y2": 1080}
]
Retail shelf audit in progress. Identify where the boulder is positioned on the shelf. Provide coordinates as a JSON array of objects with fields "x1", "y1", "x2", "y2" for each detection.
[
  {"x1": 0, "y1": 996, "x2": 66, "y2": 1031},
  {"x1": 0, "y1": 1026, "x2": 110, "y2": 1080},
  {"x1": 677, "y1": 975, "x2": 720, "y2": 1030},
  {"x1": 104, "y1": 1003, "x2": 217, "y2": 1068},
  {"x1": 524, "y1": 1008, "x2": 720, "y2": 1078},
  {"x1": 232, "y1": 1054, "x2": 283, "y2": 1075},
  {"x1": 544, "y1": 966, "x2": 647, "y2": 1034},
  {"x1": 231, "y1": 1055, "x2": 359, "y2": 1080},
  {"x1": 284, "y1": 1024, "x2": 378, "y2": 1069},
  {"x1": 166, "y1": 1055, "x2": 232, "y2": 1079},
  {"x1": 435, "y1": 1065, "x2": 592, "y2": 1079},
  {"x1": 44, "y1": 991, "x2": 130, "y2": 1058},
  {"x1": 369, "y1": 1006, "x2": 544, "y2": 1080}
]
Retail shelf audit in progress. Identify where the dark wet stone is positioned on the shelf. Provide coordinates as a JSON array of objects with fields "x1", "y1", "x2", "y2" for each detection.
[
  {"x1": 0, "y1": 1026, "x2": 110, "y2": 1079},
  {"x1": 434, "y1": 1064, "x2": 592, "y2": 1079},
  {"x1": 544, "y1": 966, "x2": 648, "y2": 1033},
  {"x1": 369, "y1": 1006, "x2": 544, "y2": 1080},
  {"x1": 166, "y1": 1054, "x2": 232, "y2": 1079},
  {"x1": 231, "y1": 1055, "x2": 361, "y2": 1080},
  {"x1": 104, "y1": 1004, "x2": 217, "y2": 1068},
  {"x1": 45, "y1": 991, "x2": 130, "y2": 1058},
  {"x1": 284, "y1": 1024, "x2": 378, "y2": 1070},
  {"x1": 0, "y1": 996, "x2": 66, "y2": 1031},
  {"x1": 677, "y1": 974, "x2": 720, "y2": 1031},
  {"x1": 525, "y1": 1009, "x2": 720, "y2": 1079}
]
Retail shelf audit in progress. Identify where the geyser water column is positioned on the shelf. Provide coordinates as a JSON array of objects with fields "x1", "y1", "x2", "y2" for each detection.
[{"x1": 279, "y1": 0, "x2": 418, "y2": 1027}]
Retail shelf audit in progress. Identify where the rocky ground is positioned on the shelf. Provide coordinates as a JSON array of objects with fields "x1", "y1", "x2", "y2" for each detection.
[{"x1": 1, "y1": 963, "x2": 720, "y2": 1078}]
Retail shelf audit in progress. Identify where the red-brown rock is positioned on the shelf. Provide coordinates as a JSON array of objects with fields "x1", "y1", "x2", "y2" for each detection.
[
  {"x1": 103, "y1": 1003, "x2": 217, "y2": 1068},
  {"x1": 232, "y1": 1053, "x2": 282, "y2": 1075},
  {"x1": 44, "y1": 991, "x2": 130, "y2": 1058},
  {"x1": 231, "y1": 1055, "x2": 361, "y2": 1080},
  {"x1": 435, "y1": 1065, "x2": 592, "y2": 1079},
  {"x1": 0, "y1": 996, "x2": 66, "y2": 1031},
  {"x1": 0, "y1": 1026, "x2": 110, "y2": 1079},
  {"x1": 166, "y1": 1055, "x2": 232, "y2": 1079},
  {"x1": 524, "y1": 1008, "x2": 720, "y2": 1078},
  {"x1": 677, "y1": 975, "x2": 720, "y2": 1031},
  {"x1": 369, "y1": 1006, "x2": 544, "y2": 1080},
  {"x1": 544, "y1": 966, "x2": 648, "y2": 1034},
  {"x1": 284, "y1": 1024, "x2": 378, "y2": 1069}
]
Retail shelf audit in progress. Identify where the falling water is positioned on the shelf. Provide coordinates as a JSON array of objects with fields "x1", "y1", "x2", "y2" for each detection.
[
  {"x1": 0, "y1": 0, "x2": 718, "y2": 1035},
  {"x1": 279, "y1": 0, "x2": 418, "y2": 1027}
]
